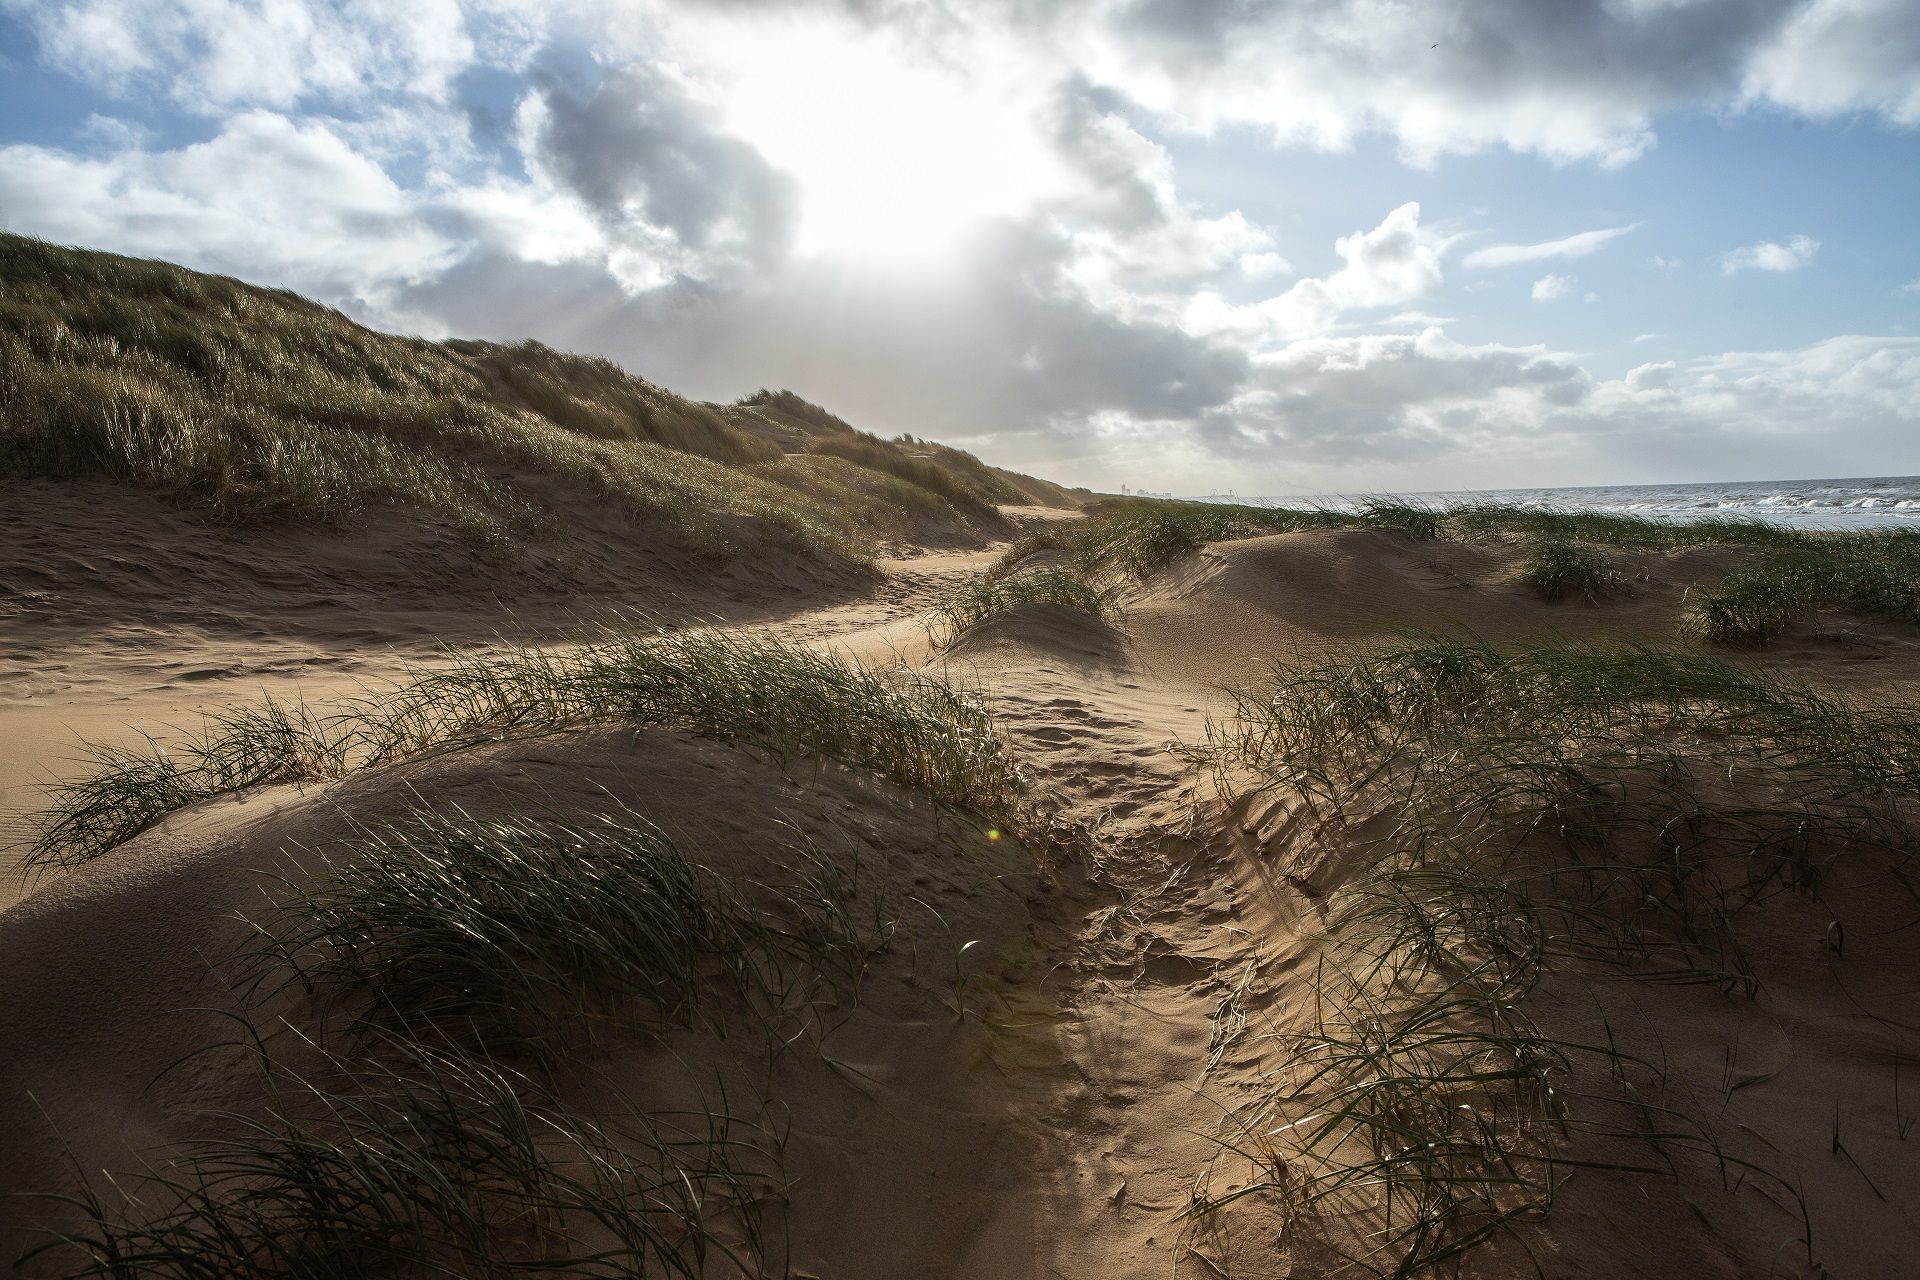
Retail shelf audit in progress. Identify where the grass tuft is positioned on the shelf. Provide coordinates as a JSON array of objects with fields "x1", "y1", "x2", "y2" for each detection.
[
  {"x1": 25, "y1": 1035, "x2": 778, "y2": 1279},
  {"x1": 992, "y1": 499, "x2": 1344, "y2": 582},
  {"x1": 252, "y1": 807, "x2": 888, "y2": 1056},
  {"x1": 1355, "y1": 497, "x2": 1444, "y2": 540},
  {"x1": 1514, "y1": 539, "x2": 1620, "y2": 602},
  {"x1": 31, "y1": 700, "x2": 352, "y2": 869},
  {"x1": 29, "y1": 628, "x2": 1027, "y2": 876},
  {"x1": 1687, "y1": 535, "x2": 1920, "y2": 645},
  {"x1": 931, "y1": 567, "x2": 1119, "y2": 642},
  {"x1": 258, "y1": 809, "x2": 762, "y2": 1051},
  {"x1": 1026, "y1": 497, "x2": 1920, "y2": 647}
]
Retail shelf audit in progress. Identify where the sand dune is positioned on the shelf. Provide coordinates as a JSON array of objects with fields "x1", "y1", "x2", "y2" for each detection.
[
  {"x1": 1122, "y1": 528, "x2": 1920, "y2": 694},
  {"x1": 0, "y1": 724, "x2": 1051, "y2": 1272},
  {"x1": 3, "y1": 511, "x2": 1918, "y2": 1278}
]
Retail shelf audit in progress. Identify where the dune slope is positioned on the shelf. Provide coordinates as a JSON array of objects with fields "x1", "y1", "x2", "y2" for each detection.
[
  {"x1": 6, "y1": 520, "x2": 1918, "y2": 1277},
  {"x1": 0, "y1": 234, "x2": 1080, "y2": 633}
]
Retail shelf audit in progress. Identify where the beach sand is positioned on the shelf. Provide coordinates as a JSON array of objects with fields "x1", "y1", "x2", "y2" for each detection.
[{"x1": 2, "y1": 500, "x2": 1916, "y2": 1277}]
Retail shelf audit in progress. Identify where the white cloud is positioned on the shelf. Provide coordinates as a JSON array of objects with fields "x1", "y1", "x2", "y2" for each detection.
[
  {"x1": 16, "y1": 0, "x2": 1917, "y2": 187},
  {"x1": 437, "y1": 176, "x2": 602, "y2": 268},
  {"x1": 1078, "y1": 0, "x2": 1920, "y2": 167},
  {"x1": 1197, "y1": 327, "x2": 1593, "y2": 468},
  {"x1": 0, "y1": 112, "x2": 457, "y2": 305},
  {"x1": 1020, "y1": 83, "x2": 1292, "y2": 341},
  {"x1": 692, "y1": 11, "x2": 1072, "y2": 261},
  {"x1": 1464, "y1": 223, "x2": 1639, "y2": 269},
  {"x1": 1685, "y1": 334, "x2": 1920, "y2": 415},
  {"x1": 1181, "y1": 202, "x2": 1450, "y2": 346},
  {"x1": 1532, "y1": 273, "x2": 1576, "y2": 301},
  {"x1": 1625, "y1": 360, "x2": 1675, "y2": 390},
  {"x1": 1720, "y1": 234, "x2": 1820, "y2": 275},
  {"x1": 8, "y1": 0, "x2": 479, "y2": 112},
  {"x1": 1898, "y1": 278, "x2": 1920, "y2": 296},
  {"x1": 521, "y1": 62, "x2": 799, "y2": 286},
  {"x1": 1322, "y1": 202, "x2": 1450, "y2": 308},
  {"x1": 1239, "y1": 251, "x2": 1291, "y2": 280},
  {"x1": 1176, "y1": 331, "x2": 1920, "y2": 492},
  {"x1": 1742, "y1": 0, "x2": 1920, "y2": 127}
]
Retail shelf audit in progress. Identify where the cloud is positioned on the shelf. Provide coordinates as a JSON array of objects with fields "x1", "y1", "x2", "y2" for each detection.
[
  {"x1": 1898, "y1": 278, "x2": 1920, "y2": 296},
  {"x1": 7, "y1": 0, "x2": 479, "y2": 112},
  {"x1": 1463, "y1": 223, "x2": 1639, "y2": 269},
  {"x1": 1180, "y1": 202, "x2": 1450, "y2": 346},
  {"x1": 1742, "y1": 0, "x2": 1920, "y2": 126},
  {"x1": 1531, "y1": 273, "x2": 1575, "y2": 301},
  {"x1": 1094, "y1": 0, "x2": 1825, "y2": 165},
  {"x1": 1322, "y1": 202, "x2": 1449, "y2": 308},
  {"x1": 0, "y1": 111, "x2": 456, "y2": 306},
  {"x1": 1720, "y1": 234, "x2": 1820, "y2": 275},
  {"x1": 1043, "y1": 79, "x2": 1283, "y2": 315},
  {"x1": 1625, "y1": 360, "x2": 1675, "y2": 390},
  {"x1": 1239, "y1": 251, "x2": 1291, "y2": 280},
  {"x1": 11, "y1": 0, "x2": 1920, "y2": 178},
  {"x1": 1199, "y1": 328, "x2": 1592, "y2": 466},
  {"x1": 1185, "y1": 332, "x2": 1920, "y2": 491},
  {"x1": 523, "y1": 60, "x2": 799, "y2": 286}
]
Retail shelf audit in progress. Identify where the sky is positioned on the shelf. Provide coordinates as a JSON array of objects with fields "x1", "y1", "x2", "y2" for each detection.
[{"x1": 2, "y1": 0, "x2": 1918, "y2": 495}]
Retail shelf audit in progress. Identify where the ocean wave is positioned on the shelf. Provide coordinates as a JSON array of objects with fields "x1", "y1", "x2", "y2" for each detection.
[{"x1": 1219, "y1": 475, "x2": 1920, "y2": 530}]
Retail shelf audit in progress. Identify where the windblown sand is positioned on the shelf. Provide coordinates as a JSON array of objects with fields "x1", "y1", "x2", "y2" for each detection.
[{"x1": 2, "y1": 504, "x2": 1917, "y2": 1277}]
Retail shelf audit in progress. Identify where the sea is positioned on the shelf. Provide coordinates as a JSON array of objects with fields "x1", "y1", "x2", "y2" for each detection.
[{"x1": 1193, "y1": 476, "x2": 1920, "y2": 532}]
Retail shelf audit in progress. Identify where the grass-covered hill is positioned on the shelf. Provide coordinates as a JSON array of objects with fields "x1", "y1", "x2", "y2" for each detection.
[{"x1": 0, "y1": 235, "x2": 1081, "y2": 574}]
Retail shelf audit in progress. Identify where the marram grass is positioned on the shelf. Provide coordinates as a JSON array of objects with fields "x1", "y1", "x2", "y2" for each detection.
[
  {"x1": 992, "y1": 499, "x2": 1349, "y2": 582},
  {"x1": 24, "y1": 1033, "x2": 779, "y2": 1280},
  {"x1": 0, "y1": 233, "x2": 1067, "y2": 565},
  {"x1": 1513, "y1": 539, "x2": 1620, "y2": 602},
  {"x1": 1186, "y1": 634, "x2": 1909, "y2": 1273},
  {"x1": 258, "y1": 809, "x2": 761, "y2": 1051},
  {"x1": 31, "y1": 806, "x2": 895, "y2": 1275},
  {"x1": 1027, "y1": 496, "x2": 1920, "y2": 646},
  {"x1": 930, "y1": 566, "x2": 1120, "y2": 643},
  {"x1": 988, "y1": 495, "x2": 1808, "y2": 590},
  {"x1": 1686, "y1": 532, "x2": 1920, "y2": 645},
  {"x1": 24, "y1": 808, "x2": 895, "y2": 1275},
  {"x1": 27, "y1": 628, "x2": 1027, "y2": 877},
  {"x1": 253, "y1": 807, "x2": 883, "y2": 1054}
]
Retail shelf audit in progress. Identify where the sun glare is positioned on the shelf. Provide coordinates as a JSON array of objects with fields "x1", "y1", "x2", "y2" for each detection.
[{"x1": 700, "y1": 20, "x2": 1062, "y2": 262}]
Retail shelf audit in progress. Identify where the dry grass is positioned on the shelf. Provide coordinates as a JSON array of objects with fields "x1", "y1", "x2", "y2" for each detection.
[{"x1": 0, "y1": 234, "x2": 1072, "y2": 567}]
